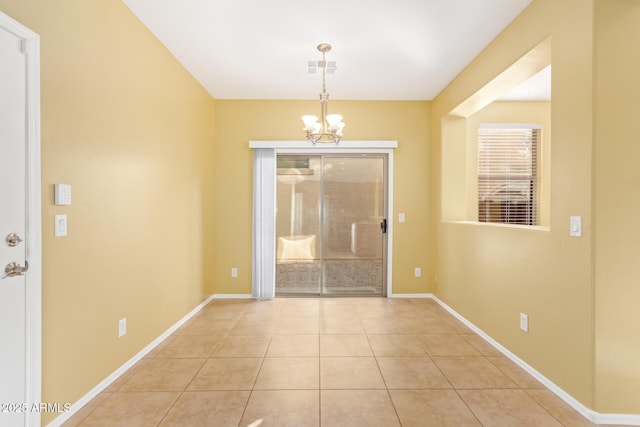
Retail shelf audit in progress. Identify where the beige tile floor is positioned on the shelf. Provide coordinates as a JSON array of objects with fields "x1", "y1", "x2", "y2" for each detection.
[{"x1": 63, "y1": 298, "x2": 627, "y2": 427}]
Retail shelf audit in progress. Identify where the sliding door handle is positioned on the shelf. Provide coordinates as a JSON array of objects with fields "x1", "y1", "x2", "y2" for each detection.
[{"x1": 380, "y1": 218, "x2": 388, "y2": 234}]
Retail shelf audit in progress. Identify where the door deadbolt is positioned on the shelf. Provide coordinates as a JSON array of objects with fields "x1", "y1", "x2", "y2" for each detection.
[{"x1": 6, "y1": 233, "x2": 23, "y2": 247}]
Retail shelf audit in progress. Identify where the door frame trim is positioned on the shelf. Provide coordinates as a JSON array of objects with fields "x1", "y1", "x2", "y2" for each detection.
[
  {"x1": 1, "y1": 11, "x2": 42, "y2": 426},
  {"x1": 250, "y1": 141, "x2": 396, "y2": 298}
]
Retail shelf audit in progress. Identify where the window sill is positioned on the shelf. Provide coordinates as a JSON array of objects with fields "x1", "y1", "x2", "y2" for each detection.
[{"x1": 441, "y1": 220, "x2": 550, "y2": 232}]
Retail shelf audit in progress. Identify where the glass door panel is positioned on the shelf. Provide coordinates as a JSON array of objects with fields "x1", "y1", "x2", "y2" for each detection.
[
  {"x1": 322, "y1": 156, "x2": 385, "y2": 295},
  {"x1": 275, "y1": 154, "x2": 386, "y2": 296},
  {"x1": 275, "y1": 156, "x2": 322, "y2": 294}
]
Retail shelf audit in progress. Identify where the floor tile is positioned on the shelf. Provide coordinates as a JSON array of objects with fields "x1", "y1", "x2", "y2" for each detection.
[
  {"x1": 319, "y1": 317, "x2": 365, "y2": 334},
  {"x1": 459, "y1": 389, "x2": 563, "y2": 426},
  {"x1": 422, "y1": 333, "x2": 482, "y2": 356},
  {"x1": 360, "y1": 318, "x2": 399, "y2": 334},
  {"x1": 320, "y1": 357, "x2": 385, "y2": 389},
  {"x1": 197, "y1": 307, "x2": 244, "y2": 322},
  {"x1": 267, "y1": 334, "x2": 319, "y2": 357},
  {"x1": 432, "y1": 356, "x2": 519, "y2": 389},
  {"x1": 237, "y1": 311, "x2": 280, "y2": 324},
  {"x1": 412, "y1": 318, "x2": 458, "y2": 334},
  {"x1": 228, "y1": 319, "x2": 277, "y2": 335},
  {"x1": 320, "y1": 334, "x2": 372, "y2": 356},
  {"x1": 462, "y1": 333, "x2": 503, "y2": 356},
  {"x1": 158, "y1": 391, "x2": 250, "y2": 427},
  {"x1": 240, "y1": 390, "x2": 319, "y2": 427},
  {"x1": 241, "y1": 299, "x2": 282, "y2": 316},
  {"x1": 446, "y1": 317, "x2": 474, "y2": 333},
  {"x1": 212, "y1": 335, "x2": 270, "y2": 357},
  {"x1": 393, "y1": 318, "x2": 440, "y2": 334},
  {"x1": 254, "y1": 357, "x2": 319, "y2": 389},
  {"x1": 62, "y1": 393, "x2": 112, "y2": 427},
  {"x1": 368, "y1": 334, "x2": 426, "y2": 356},
  {"x1": 103, "y1": 359, "x2": 150, "y2": 393},
  {"x1": 175, "y1": 317, "x2": 236, "y2": 336},
  {"x1": 377, "y1": 356, "x2": 451, "y2": 389},
  {"x1": 389, "y1": 389, "x2": 482, "y2": 426},
  {"x1": 488, "y1": 356, "x2": 544, "y2": 388},
  {"x1": 525, "y1": 389, "x2": 596, "y2": 427},
  {"x1": 275, "y1": 317, "x2": 319, "y2": 334},
  {"x1": 143, "y1": 336, "x2": 175, "y2": 358},
  {"x1": 320, "y1": 303, "x2": 360, "y2": 319},
  {"x1": 119, "y1": 358, "x2": 206, "y2": 392},
  {"x1": 78, "y1": 392, "x2": 179, "y2": 427},
  {"x1": 279, "y1": 302, "x2": 320, "y2": 319},
  {"x1": 321, "y1": 390, "x2": 401, "y2": 427},
  {"x1": 154, "y1": 334, "x2": 221, "y2": 358},
  {"x1": 187, "y1": 358, "x2": 262, "y2": 391},
  {"x1": 355, "y1": 304, "x2": 395, "y2": 319}
]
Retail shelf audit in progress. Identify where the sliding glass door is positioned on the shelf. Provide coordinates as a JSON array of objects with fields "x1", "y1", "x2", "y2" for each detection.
[{"x1": 275, "y1": 154, "x2": 386, "y2": 296}]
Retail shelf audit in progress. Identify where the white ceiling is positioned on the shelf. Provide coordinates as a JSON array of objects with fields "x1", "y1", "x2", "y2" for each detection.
[{"x1": 122, "y1": 0, "x2": 536, "y2": 101}]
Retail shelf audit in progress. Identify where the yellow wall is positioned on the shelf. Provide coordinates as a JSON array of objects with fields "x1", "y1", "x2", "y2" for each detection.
[
  {"x1": 213, "y1": 100, "x2": 434, "y2": 295},
  {"x1": 0, "y1": 0, "x2": 215, "y2": 423},
  {"x1": 433, "y1": 0, "x2": 596, "y2": 409},
  {"x1": 593, "y1": 0, "x2": 640, "y2": 414},
  {"x1": 3, "y1": 0, "x2": 639, "y2": 420}
]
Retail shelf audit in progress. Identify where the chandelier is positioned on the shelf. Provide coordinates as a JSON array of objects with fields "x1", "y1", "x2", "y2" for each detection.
[{"x1": 302, "y1": 43, "x2": 345, "y2": 144}]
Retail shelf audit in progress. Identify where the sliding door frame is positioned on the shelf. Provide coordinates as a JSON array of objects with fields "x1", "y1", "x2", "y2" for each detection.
[{"x1": 250, "y1": 140, "x2": 397, "y2": 298}]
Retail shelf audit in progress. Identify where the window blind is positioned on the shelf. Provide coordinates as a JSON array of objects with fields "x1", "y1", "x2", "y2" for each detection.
[{"x1": 478, "y1": 125, "x2": 539, "y2": 225}]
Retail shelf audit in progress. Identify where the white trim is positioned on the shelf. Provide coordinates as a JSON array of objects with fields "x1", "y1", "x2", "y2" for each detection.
[
  {"x1": 249, "y1": 140, "x2": 398, "y2": 149},
  {"x1": 388, "y1": 293, "x2": 433, "y2": 298},
  {"x1": 47, "y1": 295, "x2": 217, "y2": 427},
  {"x1": 1, "y1": 11, "x2": 42, "y2": 427},
  {"x1": 479, "y1": 123, "x2": 542, "y2": 130},
  {"x1": 594, "y1": 413, "x2": 640, "y2": 426},
  {"x1": 212, "y1": 294, "x2": 254, "y2": 299},
  {"x1": 429, "y1": 295, "x2": 640, "y2": 426}
]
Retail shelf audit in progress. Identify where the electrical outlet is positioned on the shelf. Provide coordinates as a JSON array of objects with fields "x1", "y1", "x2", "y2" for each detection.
[
  {"x1": 520, "y1": 313, "x2": 529, "y2": 333},
  {"x1": 231, "y1": 267, "x2": 238, "y2": 278},
  {"x1": 414, "y1": 267, "x2": 422, "y2": 277},
  {"x1": 118, "y1": 318, "x2": 127, "y2": 338}
]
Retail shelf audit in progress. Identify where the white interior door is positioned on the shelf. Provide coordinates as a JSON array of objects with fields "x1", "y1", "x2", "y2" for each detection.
[
  {"x1": 0, "y1": 13, "x2": 41, "y2": 427},
  {"x1": 0, "y1": 23, "x2": 28, "y2": 427}
]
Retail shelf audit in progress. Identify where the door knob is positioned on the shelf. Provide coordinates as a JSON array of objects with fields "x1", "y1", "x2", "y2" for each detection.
[
  {"x1": 2, "y1": 261, "x2": 29, "y2": 279},
  {"x1": 5, "y1": 233, "x2": 23, "y2": 247}
]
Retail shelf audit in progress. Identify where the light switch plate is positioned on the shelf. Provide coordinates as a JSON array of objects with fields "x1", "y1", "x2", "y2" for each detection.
[
  {"x1": 118, "y1": 318, "x2": 127, "y2": 338},
  {"x1": 54, "y1": 214, "x2": 67, "y2": 237},
  {"x1": 399, "y1": 213, "x2": 406, "y2": 223},
  {"x1": 520, "y1": 313, "x2": 529, "y2": 332},
  {"x1": 570, "y1": 216, "x2": 582, "y2": 237}
]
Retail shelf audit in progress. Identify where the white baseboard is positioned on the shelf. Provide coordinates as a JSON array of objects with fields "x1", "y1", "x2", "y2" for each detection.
[
  {"x1": 47, "y1": 295, "x2": 217, "y2": 427},
  {"x1": 429, "y1": 295, "x2": 640, "y2": 426},
  {"x1": 388, "y1": 293, "x2": 433, "y2": 298},
  {"x1": 595, "y1": 413, "x2": 640, "y2": 426},
  {"x1": 212, "y1": 294, "x2": 254, "y2": 299}
]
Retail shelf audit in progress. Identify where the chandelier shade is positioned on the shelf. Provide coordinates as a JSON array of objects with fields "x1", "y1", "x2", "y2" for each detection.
[{"x1": 302, "y1": 44, "x2": 345, "y2": 144}]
